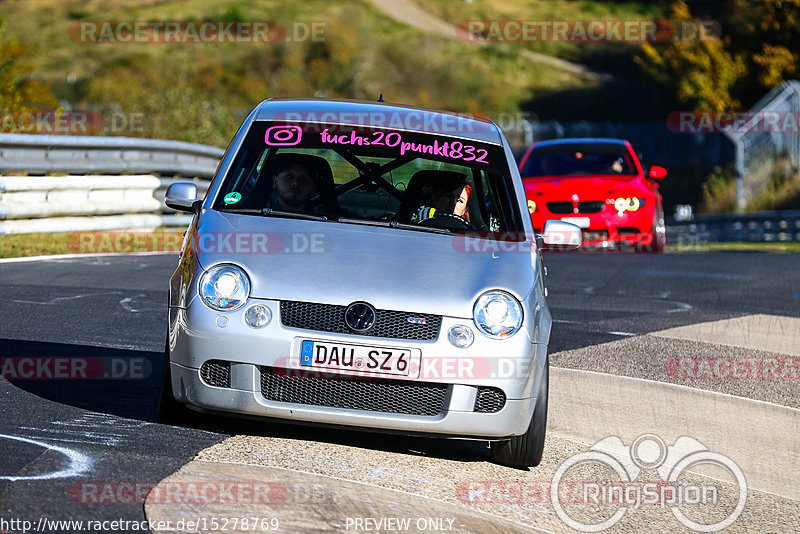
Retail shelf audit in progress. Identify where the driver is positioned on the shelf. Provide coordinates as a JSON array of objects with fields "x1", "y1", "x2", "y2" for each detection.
[
  {"x1": 607, "y1": 156, "x2": 625, "y2": 174},
  {"x1": 413, "y1": 175, "x2": 472, "y2": 223},
  {"x1": 267, "y1": 158, "x2": 318, "y2": 211}
]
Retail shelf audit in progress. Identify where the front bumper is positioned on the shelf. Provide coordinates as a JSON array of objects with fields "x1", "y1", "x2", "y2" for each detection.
[
  {"x1": 533, "y1": 209, "x2": 654, "y2": 250},
  {"x1": 166, "y1": 297, "x2": 548, "y2": 439}
]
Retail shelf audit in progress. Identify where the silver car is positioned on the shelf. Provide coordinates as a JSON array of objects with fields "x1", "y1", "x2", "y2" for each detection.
[{"x1": 161, "y1": 98, "x2": 581, "y2": 467}]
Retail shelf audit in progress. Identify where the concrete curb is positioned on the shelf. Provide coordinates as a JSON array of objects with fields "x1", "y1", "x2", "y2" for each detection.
[
  {"x1": 145, "y1": 460, "x2": 550, "y2": 534},
  {"x1": 549, "y1": 367, "x2": 800, "y2": 500}
]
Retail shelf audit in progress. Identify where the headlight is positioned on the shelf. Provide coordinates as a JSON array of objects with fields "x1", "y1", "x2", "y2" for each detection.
[
  {"x1": 613, "y1": 197, "x2": 644, "y2": 213},
  {"x1": 527, "y1": 200, "x2": 537, "y2": 214},
  {"x1": 199, "y1": 264, "x2": 250, "y2": 311},
  {"x1": 473, "y1": 290, "x2": 523, "y2": 339}
]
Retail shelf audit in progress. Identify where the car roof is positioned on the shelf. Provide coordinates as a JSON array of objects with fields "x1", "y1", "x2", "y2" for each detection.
[
  {"x1": 532, "y1": 137, "x2": 630, "y2": 148},
  {"x1": 252, "y1": 98, "x2": 503, "y2": 145}
]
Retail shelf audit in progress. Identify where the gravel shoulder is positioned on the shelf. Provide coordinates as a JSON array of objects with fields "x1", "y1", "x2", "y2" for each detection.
[{"x1": 551, "y1": 334, "x2": 800, "y2": 409}]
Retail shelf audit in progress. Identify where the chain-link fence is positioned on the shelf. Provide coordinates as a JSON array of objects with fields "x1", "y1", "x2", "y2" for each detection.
[{"x1": 725, "y1": 80, "x2": 800, "y2": 210}]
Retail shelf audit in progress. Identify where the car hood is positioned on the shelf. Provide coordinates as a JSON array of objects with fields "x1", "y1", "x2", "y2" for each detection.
[
  {"x1": 523, "y1": 174, "x2": 642, "y2": 200},
  {"x1": 192, "y1": 210, "x2": 537, "y2": 318}
]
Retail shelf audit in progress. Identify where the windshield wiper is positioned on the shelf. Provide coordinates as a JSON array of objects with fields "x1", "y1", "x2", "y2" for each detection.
[
  {"x1": 221, "y1": 207, "x2": 329, "y2": 221},
  {"x1": 260, "y1": 208, "x2": 329, "y2": 221},
  {"x1": 221, "y1": 208, "x2": 262, "y2": 214},
  {"x1": 336, "y1": 217, "x2": 452, "y2": 235}
]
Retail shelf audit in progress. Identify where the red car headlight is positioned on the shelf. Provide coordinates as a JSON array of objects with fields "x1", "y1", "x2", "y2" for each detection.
[{"x1": 612, "y1": 197, "x2": 644, "y2": 214}]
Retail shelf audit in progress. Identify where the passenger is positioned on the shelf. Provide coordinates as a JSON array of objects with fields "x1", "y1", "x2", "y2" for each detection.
[
  {"x1": 414, "y1": 174, "x2": 473, "y2": 222},
  {"x1": 267, "y1": 158, "x2": 318, "y2": 211}
]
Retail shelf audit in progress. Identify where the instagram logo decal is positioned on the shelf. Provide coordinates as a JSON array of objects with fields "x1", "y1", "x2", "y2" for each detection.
[{"x1": 265, "y1": 125, "x2": 303, "y2": 146}]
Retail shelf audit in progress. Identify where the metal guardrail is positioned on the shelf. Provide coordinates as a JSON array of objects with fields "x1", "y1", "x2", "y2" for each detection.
[
  {"x1": 666, "y1": 210, "x2": 800, "y2": 244},
  {"x1": 0, "y1": 133, "x2": 224, "y2": 177},
  {"x1": 0, "y1": 133, "x2": 221, "y2": 234}
]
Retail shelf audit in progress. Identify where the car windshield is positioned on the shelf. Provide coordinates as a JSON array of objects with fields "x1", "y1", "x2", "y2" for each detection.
[
  {"x1": 212, "y1": 121, "x2": 523, "y2": 236},
  {"x1": 522, "y1": 143, "x2": 637, "y2": 177}
]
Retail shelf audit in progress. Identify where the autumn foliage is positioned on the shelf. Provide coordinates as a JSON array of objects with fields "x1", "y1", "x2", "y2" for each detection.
[{"x1": 638, "y1": 0, "x2": 800, "y2": 112}]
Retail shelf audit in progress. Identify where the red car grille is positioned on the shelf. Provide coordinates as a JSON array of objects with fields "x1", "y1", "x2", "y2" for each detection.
[
  {"x1": 546, "y1": 202, "x2": 573, "y2": 214},
  {"x1": 546, "y1": 201, "x2": 605, "y2": 214},
  {"x1": 577, "y1": 201, "x2": 604, "y2": 213}
]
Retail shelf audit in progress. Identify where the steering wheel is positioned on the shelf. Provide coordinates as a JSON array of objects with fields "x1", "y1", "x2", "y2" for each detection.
[{"x1": 417, "y1": 212, "x2": 476, "y2": 231}]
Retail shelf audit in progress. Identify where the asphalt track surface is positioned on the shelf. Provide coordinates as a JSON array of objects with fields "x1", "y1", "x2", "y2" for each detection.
[{"x1": 0, "y1": 251, "x2": 798, "y2": 532}]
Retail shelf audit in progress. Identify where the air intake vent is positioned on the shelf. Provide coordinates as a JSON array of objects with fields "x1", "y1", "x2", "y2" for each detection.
[
  {"x1": 260, "y1": 367, "x2": 448, "y2": 416},
  {"x1": 200, "y1": 360, "x2": 230, "y2": 388},
  {"x1": 474, "y1": 387, "x2": 506, "y2": 413}
]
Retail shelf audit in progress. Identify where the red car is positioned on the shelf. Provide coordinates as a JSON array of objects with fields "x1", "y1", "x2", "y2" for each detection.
[{"x1": 519, "y1": 138, "x2": 667, "y2": 252}]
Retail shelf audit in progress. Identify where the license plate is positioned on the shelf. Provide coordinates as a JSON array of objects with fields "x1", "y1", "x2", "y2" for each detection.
[
  {"x1": 297, "y1": 340, "x2": 418, "y2": 377},
  {"x1": 561, "y1": 216, "x2": 590, "y2": 228}
]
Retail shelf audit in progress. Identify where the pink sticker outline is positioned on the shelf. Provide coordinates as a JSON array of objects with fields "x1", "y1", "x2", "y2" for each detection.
[{"x1": 265, "y1": 125, "x2": 303, "y2": 146}]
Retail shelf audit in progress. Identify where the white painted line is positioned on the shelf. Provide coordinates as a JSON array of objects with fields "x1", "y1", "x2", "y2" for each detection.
[
  {"x1": 650, "y1": 314, "x2": 800, "y2": 356},
  {"x1": 0, "y1": 433, "x2": 92, "y2": 481},
  {"x1": 120, "y1": 294, "x2": 147, "y2": 313},
  {"x1": 1, "y1": 291, "x2": 123, "y2": 306},
  {"x1": 607, "y1": 331, "x2": 637, "y2": 337},
  {"x1": 0, "y1": 251, "x2": 176, "y2": 264},
  {"x1": 551, "y1": 365, "x2": 800, "y2": 412}
]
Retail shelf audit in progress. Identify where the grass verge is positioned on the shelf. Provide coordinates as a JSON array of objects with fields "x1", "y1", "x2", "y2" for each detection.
[
  {"x1": 0, "y1": 230, "x2": 183, "y2": 259},
  {"x1": 667, "y1": 241, "x2": 800, "y2": 253}
]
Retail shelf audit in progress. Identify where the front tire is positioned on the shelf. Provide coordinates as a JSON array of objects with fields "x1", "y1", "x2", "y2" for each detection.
[
  {"x1": 158, "y1": 337, "x2": 194, "y2": 423},
  {"x1": 490, "y1": 357, "x2": 549, "y2": 468},
  {"x1": 638, "y1": 209, "x2": 666, "y2": 253}
]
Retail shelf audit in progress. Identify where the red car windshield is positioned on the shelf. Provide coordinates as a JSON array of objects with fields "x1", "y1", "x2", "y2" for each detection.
[{"x1": 522, "y1": 143, "x2": 637, "y2": 177}]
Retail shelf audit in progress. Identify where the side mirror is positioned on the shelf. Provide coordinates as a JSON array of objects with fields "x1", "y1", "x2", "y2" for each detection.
[
  {"x1": 165, "y1": 182, "x2": 199, "y2": 213},
  {"x1": 539, "y1": 220, "x2": 582, "y2": 252},
  {"x1": 648, "y1": 165, "x2": 667, "y2": 179}
]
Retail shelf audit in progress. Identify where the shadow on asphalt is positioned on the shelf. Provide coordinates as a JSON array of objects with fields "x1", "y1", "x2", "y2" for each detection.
[
  {"x1": 2, "y1": 338, "x2": 163, "y2": 422},
  {"x1": 2, "y1": 338, "x2": 495, "y2": 465}
]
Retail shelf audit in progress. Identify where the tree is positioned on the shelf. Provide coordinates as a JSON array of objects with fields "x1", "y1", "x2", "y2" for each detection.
[
  {"x1": 0, "y1": 21, "x2": 56, "y2": 123},
  {"x1": 636, "y1": 1, "x2": 745, "y2": 112}
]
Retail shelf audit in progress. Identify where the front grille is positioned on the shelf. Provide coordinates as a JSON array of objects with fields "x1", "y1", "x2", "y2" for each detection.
[
  {"x1": 546, "y1": 202, "x2": 573, "y2": 214},
  {"x1": 616, "y1": 227, "x2": 641, "y2": 235},
  {"x1": 280, "y1": 301, "x2": 441, "y2": 340},
  {"x1": 474, "y1": 387, "x2": 506, "y2": 413},
  {"x1": 200, "y1": 360, "x2": 230, "y2": 388},
  {"x1": 577, "y1": 201, "x2": 604, "y2": 214},
  {"x1": 583, "y1": 230, "x2": 609, "y2": 241},
  {"x1": 259, "y1": 367, "x2": 448, "y2": 416}
]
